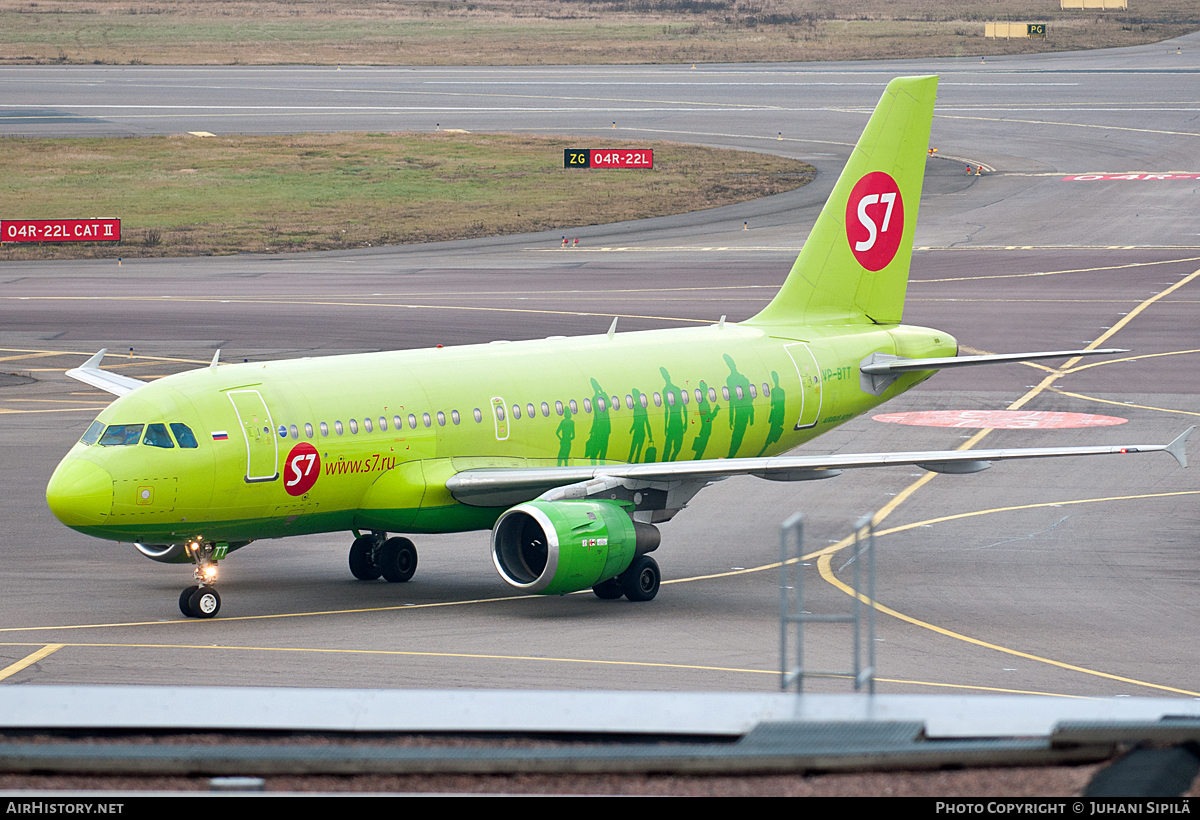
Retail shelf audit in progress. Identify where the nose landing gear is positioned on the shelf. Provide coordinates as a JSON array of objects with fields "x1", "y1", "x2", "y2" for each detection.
[{"x1": 179, "y1": 540, "x2": 224, "y2": 619}]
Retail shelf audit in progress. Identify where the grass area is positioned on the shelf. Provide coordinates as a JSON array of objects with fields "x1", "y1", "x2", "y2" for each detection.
[
  {"x1": 0, "y1": 132, "x2": 815, "y2": 259},
  {"x1": 0, "y1": 0, "x2": 1195, "y2": 66}
]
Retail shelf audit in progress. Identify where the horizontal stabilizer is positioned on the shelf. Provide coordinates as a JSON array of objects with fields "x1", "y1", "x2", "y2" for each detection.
[
  {"x1": 65, "y1": 349, "x2": 149, "y2": 397},
  {"x1": 860, "y1": 348, "x2": 1128, "y2": 395},
  {"x1": 446, "y1": 429, "x2": 1190, "y2": 507}
]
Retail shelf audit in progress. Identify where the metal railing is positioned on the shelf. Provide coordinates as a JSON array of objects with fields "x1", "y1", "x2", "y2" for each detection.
[{"x1": 780, "y1": 512, "x2": 876, "y2": 693}]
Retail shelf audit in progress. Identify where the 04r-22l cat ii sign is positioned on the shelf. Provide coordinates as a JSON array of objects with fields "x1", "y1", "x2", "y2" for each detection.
[{"x1": 47, "y1": 77, "x2": 1191, "y2": 619}]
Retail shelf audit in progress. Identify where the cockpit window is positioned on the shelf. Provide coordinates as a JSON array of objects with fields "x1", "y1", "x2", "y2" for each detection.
[
  {"x1": 170, "y1": 423, "x2": 199, "y2": 449},
  {"x1": 99, "y1": 424, "x2": 144, "y2": 446},
  {"x1": 80, "y1": 420, "x2": 105, "y2": 446},
  {"x1": 143, "y1": 423, "x2": 175, "y2": 449}
]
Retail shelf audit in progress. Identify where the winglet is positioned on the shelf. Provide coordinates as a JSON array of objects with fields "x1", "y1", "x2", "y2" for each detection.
[
  {"x1": 606, "y1": 317, "x2": 618, "y2": 340},
  {"x1": 65, "y1": 349, "x2": 149, "y2": 397},
  {"x1": 210, "y1": 348, "x2": 221, "y2": 369},
  {"x1": 1165, "y1": 426, "x2": 1192, "y2": 469}
]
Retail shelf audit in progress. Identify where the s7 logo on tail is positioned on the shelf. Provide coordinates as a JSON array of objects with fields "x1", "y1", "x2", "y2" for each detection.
[{"x1": 846, "y1": 171, "x2": 904, "y2": 271}]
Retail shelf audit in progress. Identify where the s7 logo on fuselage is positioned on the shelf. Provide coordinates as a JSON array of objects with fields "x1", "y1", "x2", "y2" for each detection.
[
  {"x1": 284, "y1": 442, "x2": 321, "y2": 496},
  {"x1": 845, "y1": 171, "x2": 905, "y2": 271}
]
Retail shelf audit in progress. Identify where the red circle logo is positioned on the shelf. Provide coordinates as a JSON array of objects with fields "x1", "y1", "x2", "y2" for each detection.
[
  {"x1": 845, "y1": 171, "x2": 905, "y2": 271},
  {"x1": 283, "y1": 442, "x2": 321, "y2": 496}
]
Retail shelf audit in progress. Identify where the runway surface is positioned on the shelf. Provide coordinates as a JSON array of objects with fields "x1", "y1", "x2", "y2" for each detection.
[{"x1": 1, "y1": 34, "x2": 1199, "y2": 701}]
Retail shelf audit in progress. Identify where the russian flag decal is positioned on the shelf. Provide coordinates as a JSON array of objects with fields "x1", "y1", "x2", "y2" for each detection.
[{"x1": 212, "y1": 431, "x2": 229, "y2": 440}]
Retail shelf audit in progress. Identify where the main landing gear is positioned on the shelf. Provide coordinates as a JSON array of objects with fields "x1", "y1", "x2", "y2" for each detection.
[
  {"x1": 592, "y1": 555, "x2": 661, "y2": 602},
  {"x1": 179, "y1": 540, "x2": 222, "y2": 619},
  {"x1": 349, "y1": 531, "x2": 418, "y2": 583}
]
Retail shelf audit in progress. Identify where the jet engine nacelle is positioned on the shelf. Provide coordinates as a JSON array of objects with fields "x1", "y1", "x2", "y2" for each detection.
[{"x1": 491, "y1": 499, "x2": 658, "y2": 595}]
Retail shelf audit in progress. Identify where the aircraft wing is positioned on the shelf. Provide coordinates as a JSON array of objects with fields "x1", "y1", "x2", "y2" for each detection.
[
  {"x1": 446, "y1": 427, "x2": 1192, "y2": 509},
  {"x1": 65, "y1": 349, "x2": 149, "y2": 397}
]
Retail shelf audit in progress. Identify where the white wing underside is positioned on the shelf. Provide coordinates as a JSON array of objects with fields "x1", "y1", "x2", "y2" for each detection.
[{"x1": 447, "y1": 427, "x2": 1193, "y2": 510}]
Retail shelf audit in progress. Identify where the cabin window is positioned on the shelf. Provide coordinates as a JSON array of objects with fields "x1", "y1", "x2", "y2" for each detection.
[
  {"x1": 143, "y1": 423, "x2": 175, "y2": 449},
  {"x1": 625, "y1": 395, "x2": 634, "y2": 410},
  {"x1": 349, "y1": 419, "x2": 359, "y2": 434},
  {"x1": 541, "y1": 402, "x2": 549, "y2": 417},
  {"x1": 722, "y1": 387, "x2": 730, "y2": 401},
  {"x1": 422, "y1": 412, "x2": 432, "y2": 428},
  {"x1": 170, "y1": 423, "x2": 199, "y2": 448},
  {"x1": 555, "y1": 401, "x2": 564, "y2": 416},
  {"x1": 749, "y1": 384, "x2": 757, "y2": 399},
  {"x1": 393, "y1": 415, "x2": 402, "y2": 430},
  {"x1": 474, "y1": 408, "x2": 482, "y2": 423},
  {"x1": 379, "y1": 417, "x2": 387, "y2": 431},
  {"x1": 452, "y1": 410, "x2": 461, "y2": 425},
  {"x1": 666, "y1": 392, "x2": 675, "y2": 406},
  {"x1": 437, "y1": 411, "x2": 446, "y2": 426},
  {"x1": 99, "y1": 424, "x2": 143, "y2": 446},
  {"x1": 681, "y1": 390, "x2": 689, "y2": 406},
  {"x1": 596, "y1": 398, "x2": 606, "y2": 412},
  {"x1": 495, "y1": 405, "x2": 505, "y2": 422},
  {"x1": 653, "y1": 392, "x2": 662, "y2": 407},
  {"x1": 335, "y1": 421, "x2": 344, "y2": 435},
  {"x1": 568, "y1": 400, "x2": 577, "y2": 414},
  {"x1": 762, "y1": 383, "x2": 770, "y2": 398},
  {"x1": 640, "y1": 393, "x2": 649, "y2": 409},
  {"x1": 709, "y1": 387, "x2": 717, "y2": 402},
  {"x1": 583, "y1": 398, "x2": 592, "y2": 414},
  {"x1": 305, "y1": 423, "x2": 314, "y2": 438},
  {"x1": 287, "y1": 424, "x2": 297, "y2": 439},
  {"x1": 81, "y1": 420, "x2": 105, "y2": 445},
  {"x1": 512, "y1": 404, "x2": 521, "y2": 419},
  {"x1": 320, "y1": 422, "x2": 329, "y2": 437},
  {"x1": 735, "y1": 386, "x2": 744, "y2": 400},
  {"x1": 365, "y1": 418, "x2": 374, "y2": 433},
  {"x1": 527, "y1": 403, "x2": 536, "y2": 419},
  {"x1": 409, "y1": 414, "x2": 417, "y2": 429}
]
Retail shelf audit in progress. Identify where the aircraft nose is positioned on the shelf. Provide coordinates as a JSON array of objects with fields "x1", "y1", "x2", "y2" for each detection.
[{"x1": 46, "y1": 458, "x2": 113, "y2": 528}]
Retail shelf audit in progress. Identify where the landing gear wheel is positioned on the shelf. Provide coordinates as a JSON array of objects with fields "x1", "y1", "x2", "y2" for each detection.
[
  {"x1": 179, "y1": 585, "x2": 201, "y2": 616},
  {"x1": 179, "y1": 585, "x2": 221, "y2": 618},
  {"x1": 379, "y1": 537, "x2": 418, "y2": 583},
  {"x1": 592, "y1": 577, "x2": 624, "y2": 600},
  {"x1": 620, "y1": 555, "x2": 660, "y2": 602},
  {"x1": 349, "y1": 534, "x2": 383, "y2": 580}
]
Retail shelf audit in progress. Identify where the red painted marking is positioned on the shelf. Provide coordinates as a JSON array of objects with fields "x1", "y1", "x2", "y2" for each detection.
[
  {"x1": 1, "y1": 218, "x2": 121, "y2": 243},
  {"x1": 283, "y1": 442, "x2": 321, "y2": 496},
  {"x1": 589, "y1": 149, "x2": 653, "y2": 169},
  {"x1": 845, "y1": 171, "x2": 904, "y2": 271},
  {"x1": 872, "y1": 410, "x2": 1128, "y2": 429},
  {"x1": 1061, "y1": 173, "x2": 1200, "y2": 181}
]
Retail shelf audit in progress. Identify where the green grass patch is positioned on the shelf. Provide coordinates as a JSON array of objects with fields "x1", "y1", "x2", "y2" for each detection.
[
  {"x1": 0, "y1": 0, "x2": 1195, "y2": 66},
  {"x1": 0, "y1": 132, "x2": 815, "y2": 258}
]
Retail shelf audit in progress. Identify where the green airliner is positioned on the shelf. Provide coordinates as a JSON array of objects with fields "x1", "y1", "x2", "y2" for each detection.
[{"x1": 46, "y1": 76, "x2": 1191, "y2": 619}]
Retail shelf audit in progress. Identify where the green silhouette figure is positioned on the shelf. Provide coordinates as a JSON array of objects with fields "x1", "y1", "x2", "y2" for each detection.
[
  {"x1": 757, "y1": 371, "x2": 787, "y2": 456},
  {"x1": 555, "y1": 407, "x2": 575, "y2": 466},
  {"x1": 628, "y1": 388, "x2": 653, "y2": 462},
  {"x1": 724, "y1": 354, "x2": 755, "y2": 458},
  {"x1": 660, "y1": 367, "x2": 686, "y2": 462},
  {"x1": 691, "y1": 381, "x2": 721, "y2": 460},
  {"x1": 583, "y1": 378, "x2": 611, "y2": 464}
]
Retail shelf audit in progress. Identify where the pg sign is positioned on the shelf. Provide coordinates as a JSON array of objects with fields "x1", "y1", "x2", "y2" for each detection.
[{"x1": 1, "y1": 218, "x2": 121, "y2": 244}]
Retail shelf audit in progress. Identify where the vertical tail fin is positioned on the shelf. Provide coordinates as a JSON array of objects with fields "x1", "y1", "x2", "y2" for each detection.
[{"x1": 748, "y1": 75, "x2": 938, "y2": 329}]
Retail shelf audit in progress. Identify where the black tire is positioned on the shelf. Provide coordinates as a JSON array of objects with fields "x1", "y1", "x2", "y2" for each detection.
[
  {"x1": 379, "y1": 537, "x2": 418, "y2": 583},
  {"x1": 188, "y1": 586, "x2": 221, "y2": 619},
  {"x1": 179, "y1": 585, "x2": 200, "y2": 616},
  {"x1": 620, "y1": 555, "x2": 660, "y2": 602},
  {"x1": 592, "y1": 577, "x2": 624, "y2": 600},
  {"x1": 349, "y1": 534, "x2": 383, "y2": 581}
]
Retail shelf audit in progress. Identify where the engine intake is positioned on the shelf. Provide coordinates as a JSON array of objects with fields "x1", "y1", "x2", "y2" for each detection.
[{"x1": 491, "y1": 500, "x2": 656, "y2": 595}]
